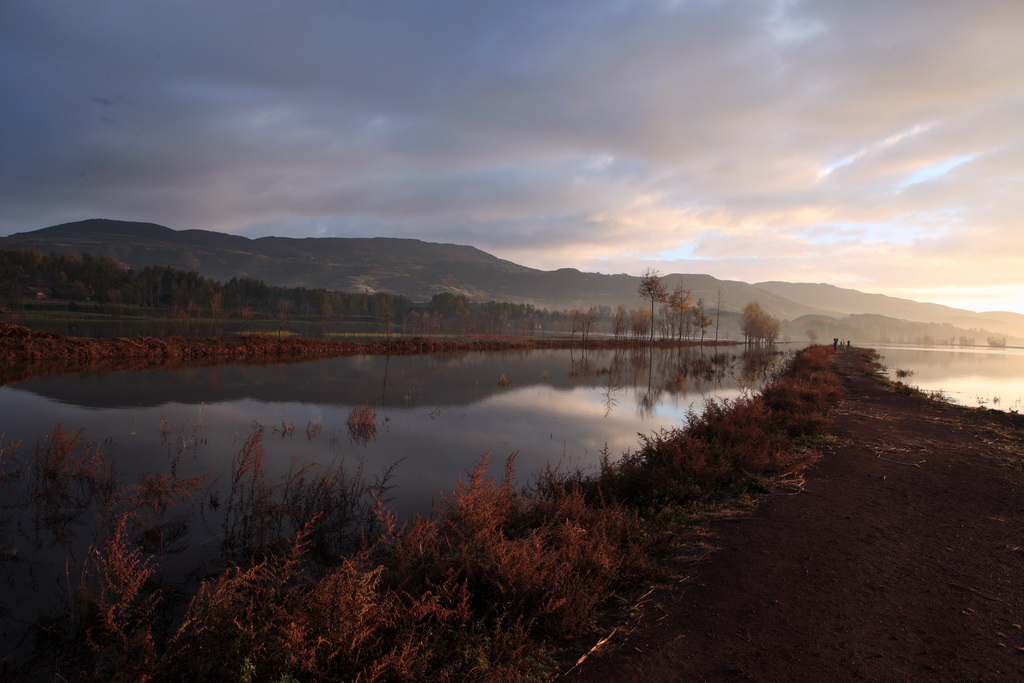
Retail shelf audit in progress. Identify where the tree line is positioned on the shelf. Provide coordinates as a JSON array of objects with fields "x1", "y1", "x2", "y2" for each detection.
[
  {"x1": 0, "y1": 247, "x2": 568, "y2": 335},
  {"x1": 0, "y1": 247, "x2": 407, "y2": 321},
  {"x1": 2, "y1": 247, "x2": 779, "y2": 341},
  {"x1": 633, "y1": 268, "x2": 779, "y2": 345}
]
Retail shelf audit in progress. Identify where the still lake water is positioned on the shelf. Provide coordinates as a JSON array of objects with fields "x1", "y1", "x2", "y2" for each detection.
[
  {"x1": 876, "y1": 345, "x2": 1024, "y2": 412},
  {"x1": 6, "y1": 341, "x2": 1017, "y2": 644},
  {"x1": 0, "y1": 345, "x2": 788, "y2": 638},
  {"x1": 0, "y1": 345, "x2": 784, "y2": 519}
]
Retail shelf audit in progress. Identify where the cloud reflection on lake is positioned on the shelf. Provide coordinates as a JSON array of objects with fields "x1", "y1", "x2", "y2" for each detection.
[{"x1": 0, "y1": 346, "x2": 780, "y2": 518}]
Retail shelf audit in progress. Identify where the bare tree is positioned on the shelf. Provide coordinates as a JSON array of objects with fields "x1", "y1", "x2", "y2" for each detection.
[
  {"x1": 630, "y1": 308, "x2": 651, "y2": 340},
  {"x1": 665, "y1": 284, "x2": 693, "y2": 340},
  {"x1": 693, "y1": 297, "x2": 713, "y2": 342},
  {"x1": 637, "y1": 268, "x2": 668, "y2": 342},
  {"x1": 571, "y1": 306, "x2": 599, "y2": 346},
  {"x1": 612, "y1": 304, "x2": 629, "y2": 340}
]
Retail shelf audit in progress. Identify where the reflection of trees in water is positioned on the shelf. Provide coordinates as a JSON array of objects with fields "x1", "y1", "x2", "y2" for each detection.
[
  {"x1": 568, "y1": 355, "x2": 592, "y2": 380},
  {"x1": 640, "y1": 347, "x2": 661, "y2": 419},
  {"x1": 599, "y1": 346, "x2": 787, "y2": 418},
  {"x1": 568, "y1": 350, "x2": 633, "y2": 417},
  {"x1": 625, "y1": 347, "x2": 652, "y2": 388},
  {"x1": 607, "y1": 346, "x2": 735, "y2": 394},
  {"x1": 667, "y1": 351, "x2": 731, "y2": 396},
  {"x1": 737, "y1": 348, "x2": 786, "y2": 388},
  {"x1": 600, "y1": 373, "x2": 620, "y2": 417},
  {"x1": 637, "y1": 384, "x2": 663, "y2": 420}
]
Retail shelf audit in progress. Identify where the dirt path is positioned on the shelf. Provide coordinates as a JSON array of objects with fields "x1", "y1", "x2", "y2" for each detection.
[{"x1": 569, "y1": 349, "x2": 1024, "y2": 682}]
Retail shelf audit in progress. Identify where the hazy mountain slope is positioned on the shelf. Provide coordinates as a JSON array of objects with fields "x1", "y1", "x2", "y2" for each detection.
[
  {"x1": 755, "y1": 281, "x2": 1024, "y2": 338},
  {"x1": 3, "y1": 219, "x2": 1022, "y2": 339},
  {"x1": 2, "y1": 219, "x2": 822, "y2": 315},
  {"x1": 4, "y1": 219, "x2": 536, "y2": 300}
]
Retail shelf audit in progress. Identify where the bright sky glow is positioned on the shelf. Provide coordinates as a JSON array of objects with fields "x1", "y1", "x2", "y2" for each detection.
[{"x1": 1, "y1": 1, "x2": 1022, "y2": 313}]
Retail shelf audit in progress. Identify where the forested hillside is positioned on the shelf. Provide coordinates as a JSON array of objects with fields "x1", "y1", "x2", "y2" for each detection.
[{"x1": 0, "y1": 247, "x2": 570, "y2": 335}]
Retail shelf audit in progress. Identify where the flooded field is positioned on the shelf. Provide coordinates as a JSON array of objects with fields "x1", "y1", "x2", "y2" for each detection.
[
  {"x1": 876, "y1": 345, "x2": 1024, "y2": 412},
  {"x1": 0, "y1": 344, "x2": 790, "y2": 646}
]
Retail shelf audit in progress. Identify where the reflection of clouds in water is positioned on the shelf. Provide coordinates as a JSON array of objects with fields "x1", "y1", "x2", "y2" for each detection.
[
  {"x1": 438, "y1": 385, "x2": 687, "y2": 478},
  {"x1": 0, "y1": 347, "x2": 797, "y2": 519},
  {"x1": 906, "y1": 376, "x2": 1023, "y2": 408},
  {"x1": 481, "y1": 382, "x2": 749, "y2": 427},
  {"x1": 483, "y1": 385, "x2": 613, "y2": 416},
  {"x1": 878, "y1": 347, "x2": 1024, "y2": 410},
  {"x1": 361, "y1": 385, "x2": 651, "y2": 506}
]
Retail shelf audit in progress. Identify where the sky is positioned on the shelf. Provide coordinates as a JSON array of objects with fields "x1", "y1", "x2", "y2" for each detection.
[{"x1": 2, "y1": 1, "x2": 1023, "y2": 314}]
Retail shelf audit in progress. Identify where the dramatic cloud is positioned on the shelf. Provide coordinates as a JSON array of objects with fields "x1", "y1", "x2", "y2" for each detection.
[{"x1": 1, "y1": 0, "x2": 1022, "y2": 312}]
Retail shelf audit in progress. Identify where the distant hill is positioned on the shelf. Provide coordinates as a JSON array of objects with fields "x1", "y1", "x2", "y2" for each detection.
[
  {"x1": 0, "y1": 219, "x2": 815, "y2": 315},
  {"x1": 755, "y1": 281, "x2": 1024, "y2": 339},
  {"x1": 4, "y1": 219, "x2": 1023, "y2": 339}
]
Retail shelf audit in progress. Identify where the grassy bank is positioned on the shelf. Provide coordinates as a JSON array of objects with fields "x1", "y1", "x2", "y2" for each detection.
[
  {"x1": 0, "y1": 343, "x2": 843, "y2": 681},
  {"x1": 0, "y1": 322, "x2": 735, "y2": 386}
]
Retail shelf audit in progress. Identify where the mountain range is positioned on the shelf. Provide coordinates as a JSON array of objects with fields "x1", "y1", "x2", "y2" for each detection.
[{"x1": 3, "y1": 219, "x2": 1023, "y2": 340}]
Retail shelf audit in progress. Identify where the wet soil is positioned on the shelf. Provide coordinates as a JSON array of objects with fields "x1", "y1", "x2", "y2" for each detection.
[{"x1": 569, "y1": 349, "x2": 1024, "y2": 682}]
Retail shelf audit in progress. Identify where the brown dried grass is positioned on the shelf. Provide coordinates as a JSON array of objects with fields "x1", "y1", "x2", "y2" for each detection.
[{"x1": 595, "y1": 344, "x2": 841, "y2": 511}]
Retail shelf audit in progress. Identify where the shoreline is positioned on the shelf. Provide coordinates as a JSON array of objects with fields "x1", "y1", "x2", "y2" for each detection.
[
  {"x1": 571, "y1": 348, "x2": 1024, "y2": 682},
  {"x1": 0, "y1": 321, "x2": 740, "y2": 385}
]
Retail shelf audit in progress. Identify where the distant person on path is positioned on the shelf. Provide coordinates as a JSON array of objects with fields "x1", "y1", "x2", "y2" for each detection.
[{"x1": 833, "y1": 337, "x2": 839, "y2": 351}]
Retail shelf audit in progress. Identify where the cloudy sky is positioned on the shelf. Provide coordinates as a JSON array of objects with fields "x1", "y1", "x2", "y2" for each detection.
[{"x1": 2, "y1": 1, "x2": 1022, "y2": 313}]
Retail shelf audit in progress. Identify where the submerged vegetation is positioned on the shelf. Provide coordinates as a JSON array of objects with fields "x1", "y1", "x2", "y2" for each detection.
[{"x1": 0, "y1": 344, "x2": 843, "y2": 681}]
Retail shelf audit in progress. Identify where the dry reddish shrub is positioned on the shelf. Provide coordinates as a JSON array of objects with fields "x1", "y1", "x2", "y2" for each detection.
[
  {"x1": 377, "y1": 453, "x2": 650, "y2": 651},
  {"x1": 287, "y1": 559, "x2": 396, "y2": 679},
  {"x1": 162, "y1": 525, "x2": 518, "y2": 681},
  {"x1": 222, "y1": 425, "x2": 317, "y2": 563},
  {"x1": 32, "y1": 426, "x2": 117, "y2": 498},
  {"x1": 596, "y1": 345, "x2": 840, "y2": 512},
  {"x1": 760, "y1": 344, "x2": 844, "y2": 438},
  {"x1": 519, "y1": 480, "x2": 651, "y2": 632},
  {"x1": 689, "y1": 394, "x2": 790, "y2": 472},
  {"x1": 26, "y1": 426, "x2": 119, "y2": 544},
  {"x1": 161, "y1": 543, "x2": 303, "y2": 680},
  {"x1": 347, "y1": 403, "x2": 377, "y2": 426},
  {"x1": 597, "y1": 427, "x2": 714, "y2": 509},
  {"x1": 75, "y1": 514, "x2": 160, "y2": 682},
  {"x1": 346, "y1": 404, "x2": 378, "y2": 445}
]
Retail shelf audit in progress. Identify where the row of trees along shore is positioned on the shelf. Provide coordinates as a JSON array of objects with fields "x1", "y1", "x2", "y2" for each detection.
[
  {"x1": 635, "y1": 268, "x2": 779, "y2": 345},
  {"x1": 2, "y1": 247, "x2": 784, "y2": 342}
]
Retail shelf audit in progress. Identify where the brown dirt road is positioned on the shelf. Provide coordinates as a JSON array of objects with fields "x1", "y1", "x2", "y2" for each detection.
[{"x1": 568, "y1": 349, "x2": 1024, "y2": 682}]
